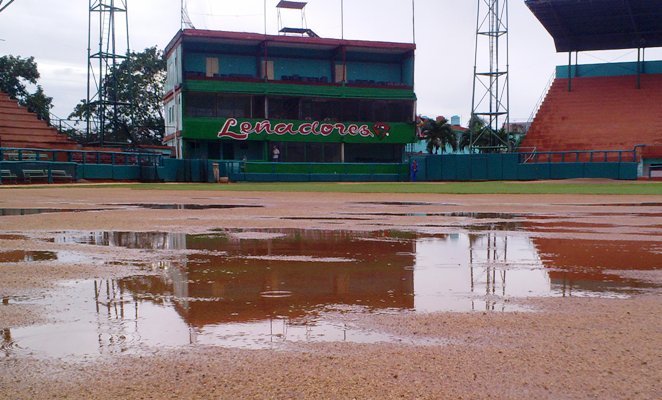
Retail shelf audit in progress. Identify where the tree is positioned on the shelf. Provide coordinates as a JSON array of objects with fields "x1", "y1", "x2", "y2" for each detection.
[
  {"x1": 0, "y1": 55, "x2": 53, "y2": 124},
  {"x1": 459, "y1": 115, "x2": 513, "y2": 153},
  {"x1": 70, "y1": 46, "x2": 166, "y2": 146},
  {"x1": 420, "y1": 116, "x2": 458, "y2": 154}
]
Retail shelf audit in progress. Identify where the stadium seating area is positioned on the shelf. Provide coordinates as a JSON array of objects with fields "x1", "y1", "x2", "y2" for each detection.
[
  {"x1": 0, "y1": 91, "x2": 80, "y2": 150},
  {"x1": 521, "y1": 74, "x2": 662, "y2": 156}
]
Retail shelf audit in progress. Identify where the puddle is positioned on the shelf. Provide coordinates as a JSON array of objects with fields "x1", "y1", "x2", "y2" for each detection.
[
  {"x1": 0, "y1": 234, "x2": 27, "y2": 240},
  {"x1": 0, "y1": 250, "x2": 57, "y2": 263},
  {"x1": 113, "y1": 204, "x2": 263, "y2": 210},
  {"x1": 4, "y1": 229, "x2": 661, "y2": 358},
  {"x1": 0, "y1": 208, "x2": 104, "y2": 217},
  {"x1": 352, "y1": 201, "x2": 450, "y2": 206}
]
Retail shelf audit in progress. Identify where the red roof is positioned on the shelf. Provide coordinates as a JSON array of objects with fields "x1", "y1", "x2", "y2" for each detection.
[{"x1": 166, "y1": 29, "x2": 416, "y2": 56}]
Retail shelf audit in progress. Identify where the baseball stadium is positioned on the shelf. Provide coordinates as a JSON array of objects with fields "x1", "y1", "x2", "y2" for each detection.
[{"x1": 1, "y1": 1, "x2": 662, "y2": 399}]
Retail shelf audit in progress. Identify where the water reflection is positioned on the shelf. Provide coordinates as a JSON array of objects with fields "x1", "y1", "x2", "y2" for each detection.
[
  {"x1": 0, "y1": 250, "x2": 57, "y2": 263},
  {"x1": 4, "y1": 229, "x2": 661, "y2": 357},
  {"x1": 0, "y1": 208, "x2": 102, "y2": 216}
]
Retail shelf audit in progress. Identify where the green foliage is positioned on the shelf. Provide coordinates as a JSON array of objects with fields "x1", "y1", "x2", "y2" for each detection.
[
  {"x1": 0, "y1": 55, "x2": 52, "y2": 124},
  {"x1": 24, "y1": 85, "x2": 53, "y2": 122},
  {"x1": 420, "y1": 116, "x2": 458, "y2": 154},
  {"x1": 70, "y1": 46, "x2": 166, "y2": 145},
  {"x1": 459, "y1": 115, "x2": 513, "y2": 153}
]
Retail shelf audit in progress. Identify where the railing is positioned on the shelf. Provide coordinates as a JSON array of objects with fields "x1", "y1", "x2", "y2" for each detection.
[
  {"x1": 0, "y1": 147, "x2": 163, "y2": 166},
  {"x1": 518, "y1": 148, "x2": 637, "y2": 164},
  {"x1": 525, "y1": 71, "x2": 556, "y2": 133}
]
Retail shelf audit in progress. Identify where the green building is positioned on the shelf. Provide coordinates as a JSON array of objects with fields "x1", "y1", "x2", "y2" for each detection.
[{"x1": 163, "y1": 29, "x2": 417, "y2": 163}]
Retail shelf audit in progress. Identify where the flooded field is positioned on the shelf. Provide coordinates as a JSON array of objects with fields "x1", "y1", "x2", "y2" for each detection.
[
  {"x1": 1, "y1": 188, "x2": 661, "y2": 399},
  {"x1": 2, "y1": 223, "x2": 660, "y2": 358}
]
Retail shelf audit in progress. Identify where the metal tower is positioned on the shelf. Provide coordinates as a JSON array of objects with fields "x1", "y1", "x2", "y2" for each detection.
[
  {"x1": 181, "y1": 0, "x2": 195, "y2": 30},
  {"x1": 0, "y1": 0, "x2": 16, "y2": 13},
  {"x1": 86, "y1": 0, "x2": 131, "y2": 146},
  {"x1": 470, "y1": 0, "x2": 510, "y2": 152}
]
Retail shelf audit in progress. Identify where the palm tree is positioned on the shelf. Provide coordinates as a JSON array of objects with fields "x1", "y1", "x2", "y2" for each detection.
[{"x1": 421, "y1": 116, "x2": 458, "y2": 154}]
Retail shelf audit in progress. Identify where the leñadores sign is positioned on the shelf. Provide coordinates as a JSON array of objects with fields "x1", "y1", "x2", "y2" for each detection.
[{"x1": 217, "y1": 118, "x2": 390, "y2": 140}]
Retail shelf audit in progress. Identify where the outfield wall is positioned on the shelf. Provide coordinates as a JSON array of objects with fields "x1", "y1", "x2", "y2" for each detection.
[
  {"x1": 1, "y1": 153, "x2": 639, "y2": 184},
  {"x1": 411, "y1": 154, "x2": 637, "y2": 181}
]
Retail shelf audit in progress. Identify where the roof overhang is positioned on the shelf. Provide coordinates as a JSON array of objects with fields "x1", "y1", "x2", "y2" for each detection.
[
  {"x1": 165, "y1": 29, "x2": 415, "y2": 57},
  {"x1": 526, "y1": 0, "x2": 662, "y2": 52}
]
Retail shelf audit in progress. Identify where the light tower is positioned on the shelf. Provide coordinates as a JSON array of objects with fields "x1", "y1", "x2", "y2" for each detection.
[
  {"x1": 86, "y1": 0, "x2": 131, "y2": 146},
  {"x1": 470, "y1": 0, "x2": 510, "y2": 152},
  {"x1": 0, "y1": 0, "x2": 16, "y2": 13}
]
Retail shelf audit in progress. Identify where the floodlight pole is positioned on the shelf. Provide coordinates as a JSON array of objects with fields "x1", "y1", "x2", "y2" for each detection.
[
  {"x1": 470, "y1": 0, "x2": 510, "y2": 152},
  {"x1": 0, "y1": 0, "x2": 16, "y2": 13},
  {"x1": 86, "y1": 0, "x2": 131, "y2": 146}
]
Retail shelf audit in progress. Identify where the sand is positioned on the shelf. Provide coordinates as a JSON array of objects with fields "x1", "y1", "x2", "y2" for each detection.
[{"x1": 0, "y1": 185, "x2": 661, "y2": 399}]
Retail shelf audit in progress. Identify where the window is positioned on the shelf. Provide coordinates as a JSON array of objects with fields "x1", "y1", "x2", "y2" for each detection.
[
  {"x1": 186, "y1": 93, "x2": 215, "y2": 117},
  {"x1": 261, "y1": 60, "x2": 274, "y2": 80},
  {"x1": 206, "y1": 57, "x2": 219, "y2": 78},
  {"x1": 217, "y1": 95, "x2": 251, "y2": 118},
  {"x1": 334, "y1": 64, "x2": 346, "y2": 83}
]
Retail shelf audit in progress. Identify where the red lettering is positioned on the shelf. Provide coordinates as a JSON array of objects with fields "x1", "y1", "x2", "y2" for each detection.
[
  {"x1": 239, "y1": 122, "x2": 253, "y2": 134},
  {"x1": 218, "y1": 118, "x2": 249, "y2": 140},
  {"x1": 299, "y1": 123, "x2": 312, "y2": 135},
  {"x1": 334, "y1": 123, "x2": 347, "y2": 135},
  {"x1": 274, "y1": 123, "x2": 288, "y2": 135},
  {"x1": 320, "y1": 124, "x2": 334, "y2": 136},
  {"x1": 254, "y1": 120, "x2": 272, "y2": 134},
  {"x1": 348, "y1": 124, "x2": 359, "y2": 136},
  {"x1": 359, "y1": 125, "x2": 373, "y2": 137}
]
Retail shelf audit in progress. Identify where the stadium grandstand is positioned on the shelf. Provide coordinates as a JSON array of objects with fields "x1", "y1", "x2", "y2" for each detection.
[{"x1": 521, "y1": 0, "x2": 662, "y2": 177}]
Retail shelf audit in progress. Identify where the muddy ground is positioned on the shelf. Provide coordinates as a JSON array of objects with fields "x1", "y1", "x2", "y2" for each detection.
[{"x1": 1, "y1": 185, "x2": 661, "y2": 399}]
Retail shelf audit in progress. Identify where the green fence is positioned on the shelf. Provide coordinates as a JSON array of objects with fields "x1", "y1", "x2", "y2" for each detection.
[
  {"x1": 0, "y1": 147, "x2": 641, "y2": 184},
  {"x1": 207, "y1": 161, "x2": 409, "y2": 182},
  {"x1": 1, "y1": 147, "x2": 163, "y2": 184},
  {"x1": 412, "y1": 151, "x2": 638, "y2": 181}
]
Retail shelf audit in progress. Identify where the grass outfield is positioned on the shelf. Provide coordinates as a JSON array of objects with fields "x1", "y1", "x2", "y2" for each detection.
[{"x1": 17, "y1": 181, "x2": 661, "y2": 195}]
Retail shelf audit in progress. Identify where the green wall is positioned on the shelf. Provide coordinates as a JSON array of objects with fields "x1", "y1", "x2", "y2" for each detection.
[
  {"x1": 184, "y1": 79, "x2": 416, "y2": 101},
  {"x1": 183, "y1": 117, "x2": 416, "y2": 144},
  {"x1": 413, "y1": 154, "x2": 638, "y2": 181}
]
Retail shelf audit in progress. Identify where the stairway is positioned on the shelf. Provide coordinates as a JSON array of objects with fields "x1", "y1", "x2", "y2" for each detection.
[
  {"x1": 521, "y1": 74, "x2": 662, "y2": 154},
  {"x1": 0, "y1": 91, "x2": 80, "y2": 150}
]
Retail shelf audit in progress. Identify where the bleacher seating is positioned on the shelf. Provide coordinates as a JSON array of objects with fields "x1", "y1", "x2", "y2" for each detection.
[
  {"x1": 0, "y1": 91, "x2": 80, "y2": 150},
  {"x1": 521, "y1": 74, "x2": 662, "y2": 157}
]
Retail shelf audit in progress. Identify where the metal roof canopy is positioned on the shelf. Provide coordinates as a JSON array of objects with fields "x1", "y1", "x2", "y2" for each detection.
[
  {"x1": 525, "y1": 0, "x2": 662, "y2": 52},
  {"x1": 277, "y1": 1, "x2": 307, "y2": 10}
]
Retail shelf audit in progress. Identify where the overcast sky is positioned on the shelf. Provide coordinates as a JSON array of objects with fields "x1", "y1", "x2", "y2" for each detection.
[{"x1": 1, "y1": 0, "x2": 660, "y2": 125}]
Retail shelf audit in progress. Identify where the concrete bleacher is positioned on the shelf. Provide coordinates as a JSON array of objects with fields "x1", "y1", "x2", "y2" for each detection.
[
  {"x1": 0, "y1": 91, "x2": 80, "y2": 150},
  {"x1": 521, "y1": 71, "x2": 662, "y2": 158}
]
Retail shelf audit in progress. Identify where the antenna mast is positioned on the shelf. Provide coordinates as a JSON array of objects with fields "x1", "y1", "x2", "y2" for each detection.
[
  {"x1": 470, "y1": 0, "x2": 510, "y2": 152},
  {"x1": 181, "y1": 0, "x2": 195, "y2": 30}
]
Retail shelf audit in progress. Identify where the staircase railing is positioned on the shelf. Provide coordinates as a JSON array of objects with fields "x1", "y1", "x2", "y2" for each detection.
[
  {"x1": 48, "y1": 112, "x2": 87, "y2": 142},
  {"x1": 525, "y1": 71, "x2": 556, "y2": 133}
]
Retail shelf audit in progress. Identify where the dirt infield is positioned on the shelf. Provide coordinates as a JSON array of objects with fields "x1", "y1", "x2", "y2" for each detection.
[{"x1": 1, "y1": 186, "x2": 661, "y2": 399}]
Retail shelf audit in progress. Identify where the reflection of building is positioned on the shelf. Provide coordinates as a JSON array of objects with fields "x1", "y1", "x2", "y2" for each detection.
[
  {"x1": 84, "y1": 228, "x2": 662, "y2": 348},
  {"x1": 163, "y1": 30, "x2": 417, "y2": 161},
  {"x1": 117, "y1": 230, "x2": 415, "y2": 326}
]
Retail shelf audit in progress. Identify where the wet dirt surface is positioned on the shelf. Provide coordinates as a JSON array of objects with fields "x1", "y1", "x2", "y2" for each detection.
[{"x1": 0, "y1": 187, "x2": 661, "y2": 399}]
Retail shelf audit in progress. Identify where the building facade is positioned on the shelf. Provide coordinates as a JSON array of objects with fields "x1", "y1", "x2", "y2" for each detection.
[{"x1": 163, "y1": 29, "x2": 416, "y2": 162}]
